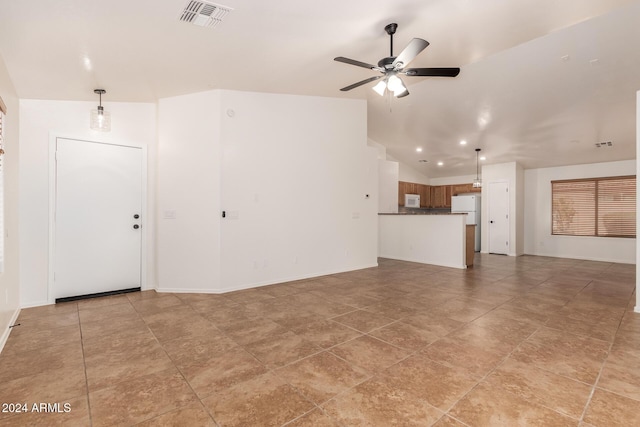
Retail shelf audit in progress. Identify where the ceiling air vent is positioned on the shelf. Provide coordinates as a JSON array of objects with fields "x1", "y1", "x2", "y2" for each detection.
[
  {"x1": 179, "y1": 0, "x2": 233, "y2": 28},
  {"x1": 595, "y1": 141, "x2": 613, "y2": 148}
]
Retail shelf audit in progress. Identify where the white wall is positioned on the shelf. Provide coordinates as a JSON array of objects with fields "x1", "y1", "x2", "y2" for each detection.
[
  {"x1": 156, "y1": 91, "x2": 222, "y2": 292},
  {"x1": 524, "y1": 160, "x2": 636, "y2": 263},
  {"x1": 481, "y1": 162, "x2": 523, "y2": 256},
  {"x1": 379, "y1": 214, "x2": 467, "y2": 269},
  {"x1": 637, "y1": 91, "x2": 640, "y2": 312},
  {"x1": 19, "y1": 100, "x2": 157, "y2": 307},
  {"x1": 0, "y1": 55, "x2": 20, "y2": 351},
  {"x1": 156, "y1": 90, "x2": 378, "y2": 293},
  {"x1": 397, "y1": 162, "x2": 430, "y2": 185},
  {"x1": 378, "y1": 160, "x2": 399, "y2": 213}
]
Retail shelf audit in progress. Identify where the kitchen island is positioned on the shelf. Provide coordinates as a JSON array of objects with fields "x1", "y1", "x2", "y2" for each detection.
[{"x1": 378, "y1": 212, "x2": 474, "y2": 269}]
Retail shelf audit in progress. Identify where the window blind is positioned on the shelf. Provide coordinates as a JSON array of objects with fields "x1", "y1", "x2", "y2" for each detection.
[{"x1": 552, "y1": 176, "x2": 636, "y2": 238}]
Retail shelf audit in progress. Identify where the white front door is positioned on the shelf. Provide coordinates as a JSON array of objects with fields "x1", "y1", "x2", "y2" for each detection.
[
  {"x1": 53, "y1": 138, "x2": 143, "y2": 300},
  {"x1": 488, "y1": 181, "x2": 510, "y2": 255}
]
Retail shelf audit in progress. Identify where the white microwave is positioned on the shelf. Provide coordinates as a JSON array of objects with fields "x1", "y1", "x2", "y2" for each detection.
[{"x1": 405, "y1": 194, "x2": 420, "y2": 208}]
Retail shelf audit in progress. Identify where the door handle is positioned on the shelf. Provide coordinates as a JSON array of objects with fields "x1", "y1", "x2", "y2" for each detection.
[{"x1": 133, "y1": 224, "x2": 140, "y2": 229}]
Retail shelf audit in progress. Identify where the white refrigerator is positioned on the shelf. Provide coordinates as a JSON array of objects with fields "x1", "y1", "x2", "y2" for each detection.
[{"x1": 451, "y1": 194, "x2": 481, "y2": 252}]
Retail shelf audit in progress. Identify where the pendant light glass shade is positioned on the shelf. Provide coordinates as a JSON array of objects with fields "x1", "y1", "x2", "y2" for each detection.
[
  {"x1": 473, "y1": 148, "x2": 482, "y2": 188},
  {"x1": 90, "y1": 89, "x2": 110, "y2": 132}
]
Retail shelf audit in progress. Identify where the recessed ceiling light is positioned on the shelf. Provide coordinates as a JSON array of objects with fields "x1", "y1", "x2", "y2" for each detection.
[
  {"x1": 437, "y1": 161, "x2": 443, "y2": 166},
  {"x1": 459, "y1": 140, "x2": 467, "y2": 145},
  {"x1": 480, "y1": 156, "x2": 486, "y2": 161},
  {"x1": 416, "y1": 147, "x2": 423, "y2": 152}
]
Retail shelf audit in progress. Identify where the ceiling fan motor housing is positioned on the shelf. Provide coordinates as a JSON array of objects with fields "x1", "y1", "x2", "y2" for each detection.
[{"x1": 378, "y1": 57, "x2": 397, "y2": 70}]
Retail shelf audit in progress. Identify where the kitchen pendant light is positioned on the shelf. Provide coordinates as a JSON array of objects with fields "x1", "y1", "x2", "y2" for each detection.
[
  {"x1": 473, "y1": 148, "x2": 482, "y2": 188},
  {"x1": 90, "y1": 89, "x2": 111, "y2": 132}
]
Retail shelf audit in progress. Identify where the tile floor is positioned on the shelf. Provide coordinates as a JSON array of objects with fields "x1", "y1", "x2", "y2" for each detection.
[{"x1": 0, "y1": 254, "x2": 639, "y2": 426}]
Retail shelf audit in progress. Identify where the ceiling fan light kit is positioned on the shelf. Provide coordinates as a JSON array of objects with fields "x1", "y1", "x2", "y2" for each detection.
[
  {"x1": 334, "y1": 23, "x2": 460, "y2": 98},
  {"x1": 90, "y1": 89, "x2": 111, "y2": 132}
]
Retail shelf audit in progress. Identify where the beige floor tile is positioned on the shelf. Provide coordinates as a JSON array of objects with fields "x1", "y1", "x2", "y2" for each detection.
[
  {"x1": 17, "y1": 301, "x2": 77, "y2": 320},
  {"x1": 0, "y1": 342, "x2": 84, "y2": 383},
  {"x1": 330, "y1": 335, "x2": 409, "y2": 374},
  {"x1": 244, "y1": 330, "x2": 322, "y2": 369},
  {"x1": 1, "y1": 323, "x2": 81, "y2": 354},
  {"x1": 292, "y1": 319, "x2": 363, "y2": 349},
  {"x1": 286, "y1": 409, "x2": 340, "y2": 427},
  {"x1": 219, "y1": 318, "x2": 289, "y2": 346},
  {"x1": 0, "y1": 255, "x2": 635, "y2": 427},
  {"x1": 84, "y1": 333, "x2": 174, "y2": 391},
  {"x1": 145, "y1": 313, "x2": 220, "y2": 343},
  {"x1": 180, "y1": 346, "x2": 268, "y2": 398},
  {"x1": 160, "y1": 330, "x2": 238, "y2": 368},
  {"x1": 331, "y1": 310, "x2": 395, "y2": 333},
  {"x1": 89, "y1": 368, "x2": 198, "y2": 427},
  {"x1": 78, "y1": 301, "x2": 137, "y2": 324},
  {"x1": 275, "y1": 351, "x2": 369, "y2": 405},
  {"x1": 0, "y1": 365, "x2": 86, "y2": 418},
  {"x1": 583, "y1": 388, "x2": 640, "y2": 426},
  {"x1": 130, "y1": 294, "x2": 185, "y2": 315},
  {"x1": 448, "y1": 382, "x2": 578, "y2": 426},
  {"x1": 323, "y1": 377, "x2": 444, "y2": 426},
  {"x1": 401, "y1": 312, "x2": 465, "y2": 337},
  {"x1": 136, "y1": 402, "x2": 216, "y2": 426},
  {"x1": 369, "y1": 320, "x2": 440, "y2": 351},
  {"x1": 421, "y1": 338, "x2": 506, "y2": 380},
  {"x1": 485, "y1": 358, "x2": 591, "y2": 419},
  {"x1": 0, "y1": 395, "x2": 90, "y2": 427},
  {"x1": 431, "y1": 415, "x2": 469, "y2": 426},
  {"x1": 510, "y1": 327, "x2": 610, "y2": 384},
  {"x1": 597, "y1": 347, "x2": 640, "y2": 400},
  {"x1": 382, "y1": 354, "x2": 477, "y2": 411},
  {"x1": 202, "y1": 372, "x2": 314, "y2": 427}
]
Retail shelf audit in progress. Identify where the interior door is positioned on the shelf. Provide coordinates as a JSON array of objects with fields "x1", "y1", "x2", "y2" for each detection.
[
  {"x1": 488, "y1": 181, "x2": 510, "y2": 255},
  {"x1": 54, "y1": 138, "x2": 143, "y2": 300}
]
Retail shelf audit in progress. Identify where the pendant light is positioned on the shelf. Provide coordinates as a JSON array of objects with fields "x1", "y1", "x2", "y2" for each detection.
[
  {"x1": 90, "y1": 89, "x2": 111, "y2": 132},
  {"x1": 473, "y1": 148, "x2": 482, "y2": 188}
]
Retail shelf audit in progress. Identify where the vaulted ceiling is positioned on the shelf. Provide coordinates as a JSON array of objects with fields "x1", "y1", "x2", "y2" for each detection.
[{"x1": 0, "y1": 0, "x2": 637, "y2": 177}]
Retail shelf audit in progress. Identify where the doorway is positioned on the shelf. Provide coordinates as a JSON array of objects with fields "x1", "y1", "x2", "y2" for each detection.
[
  {"x1": 488, "y1": 181, "x2": 510, "y2": 255},
  {"x1": 51, "y1": 137, "x2": 143, "y2": 301}
]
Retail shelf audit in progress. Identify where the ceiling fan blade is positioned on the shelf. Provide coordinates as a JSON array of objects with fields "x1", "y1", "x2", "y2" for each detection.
[
  {"x1": 334, "y1": 56, "x2": 379, "y2": 70},
  {"x1": 392, "y1": 38, "x2": 429, "y2": 68},
  {"x1": 340, "y1": 75, "x2": 383, "y2": 91},
  {"x1": 403, "y1": 67, "x2": 460, "y2": 77}
]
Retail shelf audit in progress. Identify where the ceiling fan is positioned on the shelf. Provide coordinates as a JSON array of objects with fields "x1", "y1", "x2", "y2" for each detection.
[{"x1": 334, "y1": 23, "x2": 460, "y2": 98}]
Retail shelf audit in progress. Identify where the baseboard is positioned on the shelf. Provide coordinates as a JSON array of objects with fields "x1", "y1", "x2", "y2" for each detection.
[
  {"x1": 377, "y1": 254, "x2": 466, "y2": 270},
  {"x1": 0, "y1": 307, "x2": 21, "y2": 354},
  {"x1": 635, "y1": 306, "x2": 640, "y2": 314},
  {"x1": 20, "y1": 300, "x2": 52, "y2": 309},
  {"x1": 157, "y1": 262, "x2": 380, "y2": 294},
  {"x1": 524, "y1": 251, "x2": 635, "y2": 264}
]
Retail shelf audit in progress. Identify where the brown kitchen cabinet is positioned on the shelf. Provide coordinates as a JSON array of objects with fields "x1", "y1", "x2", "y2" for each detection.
[
  {"x1": 429, "y1": 185, "x2": 453, "y2": 208},
  {"x1": 398, "y1": 181, "x2": 430, "y2": 207},
  {"x1": 451, "y1": 183, "x2": 473, "y2": 195},
  {"x1": 419, "y1": 184, "x2": 431, "y2": 208}
]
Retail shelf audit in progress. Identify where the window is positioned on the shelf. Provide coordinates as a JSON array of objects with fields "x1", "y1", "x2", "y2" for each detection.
[{"x1": 552, "y1": 176, "x2": 636, "y2": 238}]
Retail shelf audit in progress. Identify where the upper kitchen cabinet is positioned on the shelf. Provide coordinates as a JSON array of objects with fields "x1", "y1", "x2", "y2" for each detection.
[{"x1": 398, "y1": 181, "x2": 429, "y2": 207}]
